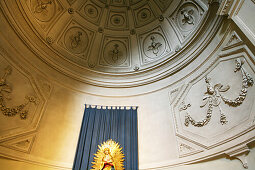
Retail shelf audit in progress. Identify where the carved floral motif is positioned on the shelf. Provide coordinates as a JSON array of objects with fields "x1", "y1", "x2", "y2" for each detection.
[{"x1": 184, "y1": 59, "x2": 254, "y2": 127}]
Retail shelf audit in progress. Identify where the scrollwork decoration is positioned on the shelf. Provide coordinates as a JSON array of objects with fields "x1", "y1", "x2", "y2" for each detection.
[
  {"x1": 184, "y1": 59, "x2": 253, "y2": 127},
  {"x1": 0, "y1": 66, "x2": 37, "y2": 120}
]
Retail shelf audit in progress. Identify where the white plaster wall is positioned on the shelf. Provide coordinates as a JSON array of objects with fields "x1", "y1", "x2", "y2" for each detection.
[{"x1": 231, "y1": 0, "x2": 255, "y2": 46}]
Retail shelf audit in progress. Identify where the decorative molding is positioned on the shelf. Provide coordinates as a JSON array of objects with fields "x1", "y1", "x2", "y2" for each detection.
[
  {"x1": 169, "y1": 86, "x2": 182, "y2": 105},
  {"x1": 46, "y1": 36, "x2": 54, "y2": 44},
  {"x1": 36, "y1": 74, "x2": 53, "y2": 99},
  {"x1": 217, "y1": 0, "x2": 234, "y2": 16},
  {"x1": 0, "y1": 134, "x2": 36, "y2": 153},
  {"x1": 99, "y1": 36, "x2": 130, "y2": 68},
  {"x1": 139, "y1": 26, "x2": 171, "y2": 65},
  {"x1": 176, "y1": 137, "x2": 204, "y2": 157},
  {"x1": 67, "y1": 0, "x2": 77, "y2": 5},
  {"x1": 223, "y1": 31, "x2": 243, "y2": 50}
]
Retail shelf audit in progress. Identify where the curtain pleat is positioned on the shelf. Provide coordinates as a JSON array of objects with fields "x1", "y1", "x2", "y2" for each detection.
[{"x1": 73, "y1": 106, "x2": 138, "y2": 170}]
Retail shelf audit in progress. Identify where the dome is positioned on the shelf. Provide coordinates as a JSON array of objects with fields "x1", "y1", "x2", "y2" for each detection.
[{"x1": 9, "y1": 0, "x2": 212, "y2": 88}]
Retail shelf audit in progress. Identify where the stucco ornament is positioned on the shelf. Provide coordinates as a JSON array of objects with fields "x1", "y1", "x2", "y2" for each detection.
[
  {"x1": 181, "y1": 9, "x2": 195, "y2": 25},
  {"x1": 147, "y1": 36, "x2": 162, "y2": 56},
  {"x1": 32, "y1": 0, "x2": 55, "y2": 22},
  {"x1": 184, "y1": 58, "x2": 254, "y2": 127},
  {"x1": 0, "y1": 66, "x2": 37, "y2": 119}
]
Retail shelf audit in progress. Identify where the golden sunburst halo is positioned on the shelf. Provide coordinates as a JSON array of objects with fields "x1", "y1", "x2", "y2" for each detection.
[{"x1": 91, "y1": 139, "x2": 125, "y2": 170}]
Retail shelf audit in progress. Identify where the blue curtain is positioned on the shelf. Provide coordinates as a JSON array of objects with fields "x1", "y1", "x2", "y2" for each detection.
[{"x1": 73, "y1": 105, "x2": 138, "y2": 170}]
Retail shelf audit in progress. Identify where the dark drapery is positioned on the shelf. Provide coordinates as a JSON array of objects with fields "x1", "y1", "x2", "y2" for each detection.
[{"x1": 73, "y1": 105, "x2": 138, "y2": 170}]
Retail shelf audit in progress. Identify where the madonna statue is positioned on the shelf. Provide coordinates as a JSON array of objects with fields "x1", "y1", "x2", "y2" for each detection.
[
  {"x1": 92, "y1": 139, "x2": 124, "y2": 170},
  {"x1": 101, "y1": 148, "x2": 115, "y2": 170}
]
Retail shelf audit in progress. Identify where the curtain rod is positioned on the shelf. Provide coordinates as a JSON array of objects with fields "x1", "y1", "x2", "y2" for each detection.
[{"x1": 84, "y1": 104, "x2": 138, "y2": 110}]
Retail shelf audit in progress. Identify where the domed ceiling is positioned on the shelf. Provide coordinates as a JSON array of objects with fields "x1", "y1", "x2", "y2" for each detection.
[{"x1": 2, "y1": 0, "x2": 217, "y2": 87}]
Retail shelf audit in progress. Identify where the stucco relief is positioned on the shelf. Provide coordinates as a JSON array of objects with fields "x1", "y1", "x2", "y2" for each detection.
[
  {"x1": 31, "y1": 0, "x2": 56, "y2": 22},
  {"x1": 0, "y1": 66, "x2": 38, "y2": 120},
  {"x1": 177, "y1": 3, "x2": 199, "y2": 31},
  {"x1": 106, "y1": 10, "x2": 128, "y2": 30},
  {"x1": 99, "y1": 38, "x2": 130, "y2": 67},
  {"x1": 22, "y1": 0, "x2": 64, "y2": 31},
  {"x1": 78, "y1": 1, "x2": 103, "y2": 25},
  {"x1": 171, "y1": 56, "x2": 255, "y2": 148},
  {"x1": 64, "y1": 27, "x2": 89, "y2": 54},
  {"x1": 146, "y1": 35, "x2": 164, "y2": 57},
  {"x1": 0, "y1": 49, "x2": 48, "y2": 155},
  {"x1": 57, "y1": 21, "x2": 94, "y2": 61},
  {"x1": 139, "y1": 27, "x2": 171, "y2": 64},
  {"x1": 184, "y1": 58, "x2": 253, "y2": 127},
  {"x1": 169, "y1": 0, "x2": 206, "y2": 42},
  {"x1": 133, "y1": 5, "x2": 156, "y2": 27},
  {"x1": 0, "y1": 63, "x2": 40, "y2": 138}
]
